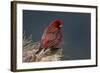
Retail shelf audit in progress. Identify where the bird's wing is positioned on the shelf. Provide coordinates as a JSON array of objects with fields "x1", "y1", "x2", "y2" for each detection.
[{"x1": 45, "y1": 31, "x2": 62, "y2": 48}]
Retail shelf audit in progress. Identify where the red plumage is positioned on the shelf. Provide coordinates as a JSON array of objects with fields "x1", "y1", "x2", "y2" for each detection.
[{"x1": 41, "y1": 19, "x2": 62, "y2": 49}]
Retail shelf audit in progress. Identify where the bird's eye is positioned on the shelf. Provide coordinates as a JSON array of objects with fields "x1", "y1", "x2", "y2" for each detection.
[{"x1": 59, "y1": 24, "x2": 62, "y2": 27}]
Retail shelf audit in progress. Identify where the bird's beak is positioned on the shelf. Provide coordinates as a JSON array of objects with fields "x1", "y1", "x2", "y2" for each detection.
[{"x1": 59, "y1": 24, "x2": 63, "y2": 28}]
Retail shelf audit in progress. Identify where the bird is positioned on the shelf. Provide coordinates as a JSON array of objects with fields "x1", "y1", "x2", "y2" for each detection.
[{"x1": 41, "y1": 19, "x2": 63, "y2": 49}]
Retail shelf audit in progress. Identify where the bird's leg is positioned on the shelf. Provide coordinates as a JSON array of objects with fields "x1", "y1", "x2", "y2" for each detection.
[
  {"x1": 38, "y1": 48, "x2": 45, "y2": 56},
  {"x1": 36, "y1": 48, "x2": 50, "y2": 61},
  {"x1": 36, "y1": 48, "x2": 45, "y2": 61}
]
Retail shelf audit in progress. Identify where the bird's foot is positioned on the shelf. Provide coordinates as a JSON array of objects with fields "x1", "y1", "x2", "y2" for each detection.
[{"x1": 36, "y1": 48, "x2": 51, "y2": 61}]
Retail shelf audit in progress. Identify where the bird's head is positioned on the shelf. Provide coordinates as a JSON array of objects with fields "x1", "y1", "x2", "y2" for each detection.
[{"x1": 48, "y1": 19, "x2": 62, "y2": 29}]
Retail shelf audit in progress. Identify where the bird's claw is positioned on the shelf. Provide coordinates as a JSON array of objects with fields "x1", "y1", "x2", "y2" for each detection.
[{"x1": 36, "y1": 48, "x2": 50, "y2": 61}]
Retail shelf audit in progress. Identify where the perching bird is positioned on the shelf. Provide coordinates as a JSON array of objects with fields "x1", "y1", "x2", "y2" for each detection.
[
  {"x1": 23, "y1": 19, "x2": 63, "y2": 62},
  {"x1": 41, "y1": 19, "x2": 63, "y2": 49}
]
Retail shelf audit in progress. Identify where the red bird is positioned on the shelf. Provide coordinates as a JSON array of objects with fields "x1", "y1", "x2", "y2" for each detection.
[{"x1": 41, "y1": 19, "x2": 63, "y2": 49}]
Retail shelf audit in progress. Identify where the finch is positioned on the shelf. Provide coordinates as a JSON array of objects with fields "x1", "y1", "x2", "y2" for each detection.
[{"x1": 41, "y1": 19, "x2": 63, "y2": 49}]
